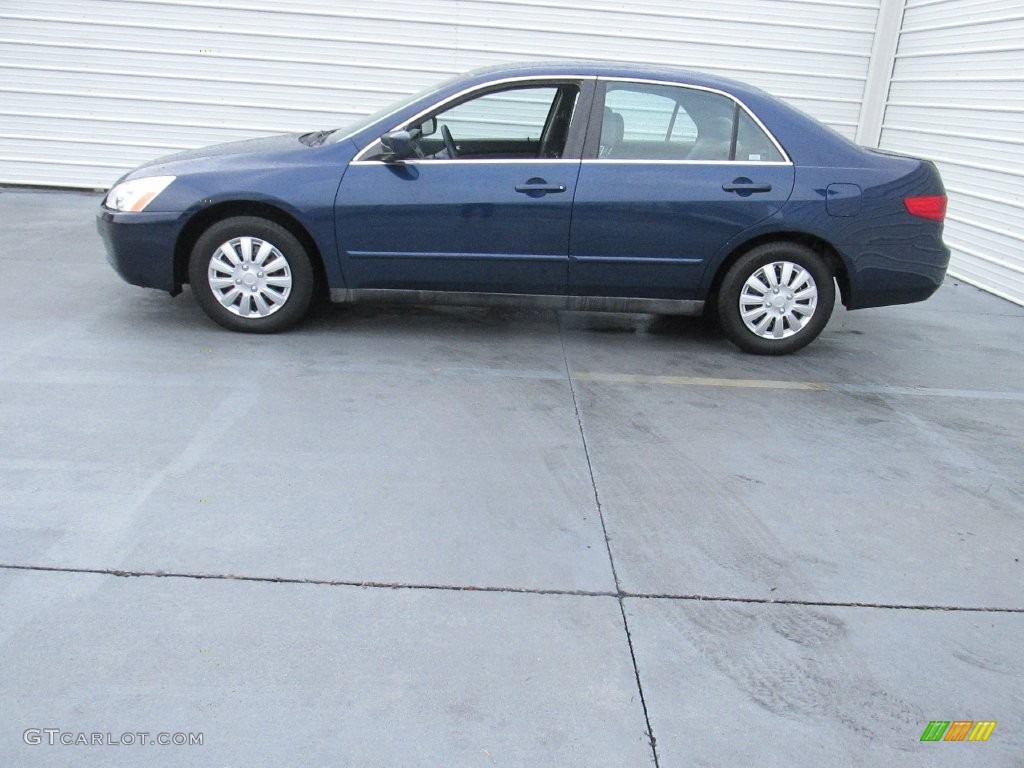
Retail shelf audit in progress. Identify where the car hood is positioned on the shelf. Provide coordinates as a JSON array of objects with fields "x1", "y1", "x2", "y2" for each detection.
[{"x1": 125, "y1": 133, "x2": 317, "y2": 178}]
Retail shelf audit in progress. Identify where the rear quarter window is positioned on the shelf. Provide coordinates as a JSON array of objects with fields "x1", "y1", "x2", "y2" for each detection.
[{"x1": 735, "y1": 109, "x2": 784, "y2": 163}]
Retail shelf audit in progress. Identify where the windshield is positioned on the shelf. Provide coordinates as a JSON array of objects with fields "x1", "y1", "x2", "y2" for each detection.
[{"x1": 328, "y1": 75, "x2": 462, "y2": 143}]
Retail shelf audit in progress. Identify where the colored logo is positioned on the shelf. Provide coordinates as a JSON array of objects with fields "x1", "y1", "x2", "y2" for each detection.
[{"x1": 920, "y1": 721, "x2": 996, "y2": 742}]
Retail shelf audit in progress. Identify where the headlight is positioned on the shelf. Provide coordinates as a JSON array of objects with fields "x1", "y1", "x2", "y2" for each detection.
[{"x1": 104, "y1": 175, "x2": 176, "y2": 212}]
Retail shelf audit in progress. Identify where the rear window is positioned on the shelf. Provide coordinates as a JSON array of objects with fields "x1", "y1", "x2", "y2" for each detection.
[{"x1": 599, "y1": 82, "x2": 785, "y2": 162}]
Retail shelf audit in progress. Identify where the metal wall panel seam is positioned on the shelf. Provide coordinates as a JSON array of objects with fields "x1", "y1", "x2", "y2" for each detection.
[
  {"x1": 888, "y1": 75, "x2": 1024, "y2": 82},
  {"x1": 98, "y1": 0, "x2": 881, "y2": 19},
  {"x1": 0, "y1": 37, "x2": 461, "y2": 76},
  {"x1": 904, "y1": 0, "x2": 971, "y2": 10},
  {"x1": 1, "y1": 18, "x2": 463, "y2": 51},
  {"x1": 0, "y1": 109, "x2": 309, "y2": 133},
  {"x1": 900, "y1": 14, "x2": 1024, "y2": 33},
  {"x1": 0, "y1": 87, "x2": 375, "y2": 115},
  {"x1": 946, "y1": 216, "x2": 1024, "y2": 244},
  {"x1": 944, "y1": 187, "x2": 1024, "y2": 208},
  {"x1": 945, "y1": 242, "x2": 1024, "y2": 275},
  {"x1": 895, "y1": 44, "x2": 1024, "y2": 57},
  {"x1": 0, "y1": 37, "x2": 871, "y2": 82},
  {"x1": 882, "y1": 154, "x2": 1024, "y2": 176},
  {"x1": 885, "y1": 100, "x2": 1024, "y2": 112},
  {"x1": 466, "y1": 0, "x2": 882, "y2": 8},
  {"x1": 63, "y1": 0, "x2": 879, "y2": 34},
  {"x1": 3, "y1": 63, "x2": 423, "y2": 96},
  {"x1": 0, "y1": 13, "x2": 875, "y2": 59},
  {"x1": 0, "y1": 133, "x2": 193, "y2": 150},
  {"x1": 881, "y1": 125, "x2": 1024, "y2": 143},
  {"x1": 856, "y1": 0, "x2": 905, "y2": 145},
  {"x1": 775, "y1": 94, "x2": 866, "y2": 104},
  {"x1": 0, "y1": 155, "x2": 130, "y2": 169}
]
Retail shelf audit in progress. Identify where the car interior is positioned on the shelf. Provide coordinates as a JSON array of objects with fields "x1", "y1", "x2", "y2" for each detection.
[
  {"x1": 404, "y1": 84, "x2": 581, "y2": 160},
  {"x1": 598, "y1": 84, "x2": 784, "y2": 162}
]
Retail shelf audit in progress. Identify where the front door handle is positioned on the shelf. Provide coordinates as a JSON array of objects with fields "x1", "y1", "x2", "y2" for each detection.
[
  {"x1": 515, "y1": 177, "x2": 567, "y2": 195},
  {"x1": 723, "y1": 178, "x2": 773, "y2": 194}
]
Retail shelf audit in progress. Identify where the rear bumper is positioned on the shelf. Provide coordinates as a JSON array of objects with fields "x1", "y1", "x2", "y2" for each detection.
[
  {"x1": 841, "y1": 234, "x2": 950, "y2": 310},
  {"x1": 96, "y1": 208, "x2": 183, "y2": 294}
]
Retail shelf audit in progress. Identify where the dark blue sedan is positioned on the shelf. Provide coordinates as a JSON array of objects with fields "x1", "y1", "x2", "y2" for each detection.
[{"x1": 97, "y1": 61, "x2": 949, "y2": 354}]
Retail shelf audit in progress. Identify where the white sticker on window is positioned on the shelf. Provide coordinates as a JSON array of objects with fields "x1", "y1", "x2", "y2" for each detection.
[{"x1": 749, "y1": 153, "x2": 761, "y2": 161}]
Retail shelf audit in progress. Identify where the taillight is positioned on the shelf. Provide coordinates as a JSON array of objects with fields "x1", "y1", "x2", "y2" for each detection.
[{"x1": 904, "y1": 195, "x2": 947, "y2": 221}]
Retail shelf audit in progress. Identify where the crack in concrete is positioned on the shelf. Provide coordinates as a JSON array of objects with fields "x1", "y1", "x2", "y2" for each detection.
[
  {"x1": 557, "y1": 314, "x2": 661, "y2": 768},
  {"x1": 2, "y1": 563, "x2": 1022, "y2": 613}
]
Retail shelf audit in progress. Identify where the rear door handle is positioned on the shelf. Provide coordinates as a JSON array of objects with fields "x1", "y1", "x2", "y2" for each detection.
[
  {"x1": 723, "y1": 179, "x2": 773, "y2": 194},
  {"x1": 515, "y1": 178, "x2": 567, "y2": 195}
]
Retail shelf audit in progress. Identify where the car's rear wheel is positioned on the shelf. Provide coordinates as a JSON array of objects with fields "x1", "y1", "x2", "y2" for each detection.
[
  {"x1": 188, "y1": 216, "x2": 314, "y2": 333},
  {"x1": 716, "y1": 242, "x2": 835, "y2": 355}
]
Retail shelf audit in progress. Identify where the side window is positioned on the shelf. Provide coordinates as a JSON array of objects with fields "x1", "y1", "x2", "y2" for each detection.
[
  {"x1": 597, "y1": 82, "x2": 783, "y2": 162},
  {"x1": 735, "y1": 109, "x2": 785, "y2": 163},
  {"x1": 438, "y1": 88, "x2": 557, "y2": 141},
  {"x1": 410, "y1": 85, "x2": 579, "y2": 160}
]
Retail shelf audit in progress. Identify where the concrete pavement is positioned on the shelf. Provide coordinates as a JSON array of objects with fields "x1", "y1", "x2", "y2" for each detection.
[{"x1": 1, "y1": 189, "x2": 1022, "y2": 766}]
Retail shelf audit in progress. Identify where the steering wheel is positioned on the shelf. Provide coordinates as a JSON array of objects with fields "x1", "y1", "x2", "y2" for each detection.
[{"x1": 441, "y1": 125, "x2": 459, "y2": 158}]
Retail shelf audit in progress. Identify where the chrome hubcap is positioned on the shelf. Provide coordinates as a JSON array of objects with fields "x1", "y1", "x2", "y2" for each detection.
[
  {"x1": 739, "y1": 260, "x2": 818, "y2": 340},
  {"x1": 207, "y1": 236, "x2": 292, "y2": 318}
]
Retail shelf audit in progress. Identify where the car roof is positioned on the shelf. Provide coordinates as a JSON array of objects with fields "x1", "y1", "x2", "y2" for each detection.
[{"x1": 463, "y1": 59, "x2": 766, "y2": 98}]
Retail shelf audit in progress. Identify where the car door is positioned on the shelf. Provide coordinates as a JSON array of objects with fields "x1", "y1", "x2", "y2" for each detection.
[
  {"x1": 569, "y1": 79, "x2": 796, "y2": 299},
  {"x1": 335, "y1": 80, "x2": 592, "y2": 295}
]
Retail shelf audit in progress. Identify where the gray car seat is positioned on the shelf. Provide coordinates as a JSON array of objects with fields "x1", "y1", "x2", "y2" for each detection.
[
  {"x1": 687, "y1": 115, "x2": 734, "y2": 161},
  {"x1": 599, "y1": 107, "x2": 625, "y2": 158}
]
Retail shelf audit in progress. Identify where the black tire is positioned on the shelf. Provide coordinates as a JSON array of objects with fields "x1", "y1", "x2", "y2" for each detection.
[
  {"x1": 716, "y1": 242, "x2": 835, "y2": 355},
  {"x1": 188, "y1": 216, "x2": 314, "y2": 333}
]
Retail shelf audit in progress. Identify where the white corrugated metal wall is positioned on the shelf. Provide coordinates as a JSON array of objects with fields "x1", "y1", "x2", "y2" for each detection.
[
  {"x1": 878, "y1": 0, "x2": 1024, "y2": 306},
  {"x1": 0, "y1": 0, "x2": 880, "y2": 188}
]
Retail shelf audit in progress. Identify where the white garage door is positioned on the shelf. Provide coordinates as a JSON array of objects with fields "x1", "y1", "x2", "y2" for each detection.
[
  {"x1": 0, "y1": 0, "x2": 879, "y2": 189},
  {"x1": 880, "y1": 0, "x2": 1024, "y2": 306}
]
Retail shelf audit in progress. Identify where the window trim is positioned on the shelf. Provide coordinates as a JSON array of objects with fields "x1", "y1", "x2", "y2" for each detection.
[
  {"x1": 351, "y1": 75, "x2": 596, "y2": 164},
  {"x1": 584, "y1": 77, "x2": 792, "y2": 165}
]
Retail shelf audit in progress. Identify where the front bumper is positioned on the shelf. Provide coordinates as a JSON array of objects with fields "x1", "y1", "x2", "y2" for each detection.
[{"x1": 96, "y1": 207, "x2": 184, "y2": 294}]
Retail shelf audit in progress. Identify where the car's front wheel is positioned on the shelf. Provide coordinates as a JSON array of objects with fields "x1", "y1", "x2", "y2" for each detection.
[
  {"x1": 188, "y1": 216, "x2": 314, "y2": 333},
  {"x1": 716, "y1": 242, "x2": 835, "y2": 355}
]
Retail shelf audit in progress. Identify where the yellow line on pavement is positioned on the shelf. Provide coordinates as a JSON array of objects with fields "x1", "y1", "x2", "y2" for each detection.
[{"x1": 574, "y1": 371, "x2": 830, "y2": 391}]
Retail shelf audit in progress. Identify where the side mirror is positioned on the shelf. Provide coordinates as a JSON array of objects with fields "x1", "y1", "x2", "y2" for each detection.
[{"x1": 380, "y1": 130, "x2": 415, "y2": 161}]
